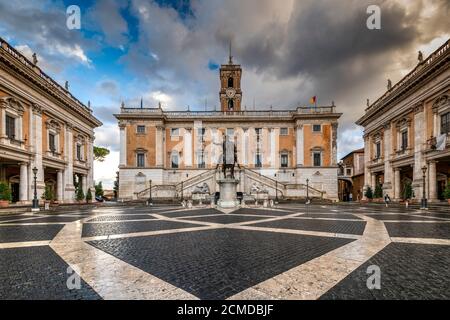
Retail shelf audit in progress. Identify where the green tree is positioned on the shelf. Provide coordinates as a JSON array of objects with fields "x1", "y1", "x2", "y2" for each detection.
[
  {"x1": 364, "y1": 186, "x2": 373, "y2": 199},
  {"x1": 402, "y1": 182, "x2": 413, "y2": 200},
  {"x1": 0, "y1": 182, "x2": 12, "y2": 201},
  {"x1": 93, "y1": 146, "x2": 110, "y2": 162},
  {"x1": 374, "y1": 184, "x2": 383, "y2": 198},
  {"x1": 42, "y1": 185, "x2": 54, "y2": 201},
  {"x1": 86, "y1": 188, "x2": 93, "y2": 202},
  {"x1": 76, "y1": 186, "x2": 85, "y2": 201},
  {"x1": 95, "y1": 181, "x2": 104, "y2": 197}
]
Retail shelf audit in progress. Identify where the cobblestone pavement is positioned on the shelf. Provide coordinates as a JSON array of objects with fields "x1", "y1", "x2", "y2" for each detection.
[{"x1": 0, "y1": 203, "x2": 449, "y2": 299}]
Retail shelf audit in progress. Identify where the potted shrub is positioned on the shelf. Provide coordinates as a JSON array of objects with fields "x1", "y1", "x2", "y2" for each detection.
[
  {"x1": 0, "y1": 182, "x2": 12, "y2": 208},
  {"x1": 86, "y1": 188, "x2": 93, "y2": 203},
  {"x1": 75, "y1": 187, "x2": 85, "y2": 203},
  {"x1": 364, "y1": 186, "x2": 373, "y2": 202},
  {"x1": 42, "y1": 185, "x2": 54, "y2": 210},
  {"x1": 402, "y1": 182, "x2": 413, "y2": 205},
  {"x1": 374, "y1": 184, "x2": 383, "y2": 202},
  {"x1": 443, "y1": 182, "x2": 450, "y2": 204}
]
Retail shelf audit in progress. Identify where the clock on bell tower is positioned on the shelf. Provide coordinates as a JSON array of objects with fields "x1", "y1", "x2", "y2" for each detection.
[{"x1": 219, "y1": 46, "x2": 242, "y2": 112}]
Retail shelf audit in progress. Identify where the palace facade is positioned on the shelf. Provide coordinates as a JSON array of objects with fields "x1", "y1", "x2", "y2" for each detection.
[
  {"x1": 0, "y1": 37, "x2": 102, "y2": 204},
  {"x1": 356, "y1": 39, "x2": 450, "y2": 201},
  {"x1": 115, "y1": 55, "x2": 342, "y2": 201}
]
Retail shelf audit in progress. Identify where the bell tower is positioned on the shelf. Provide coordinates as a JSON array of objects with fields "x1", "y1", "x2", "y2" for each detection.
[{"x1": 220, "y1": 42, "x2": 242, "y2": 112}]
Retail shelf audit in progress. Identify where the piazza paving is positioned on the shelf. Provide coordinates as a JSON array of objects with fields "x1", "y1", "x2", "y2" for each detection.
[{"x1": 0, "y1": 203, "x2": 449, "y2": 300}]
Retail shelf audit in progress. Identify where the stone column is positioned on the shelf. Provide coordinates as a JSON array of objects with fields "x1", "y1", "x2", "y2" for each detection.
[
  {"x1": 156, "y1": 126, "x2": 164, "y2": 167},
  {"x1": 119, "y1": 123, "x2": 127, "y2": 166},
  {"x1": 394, "y1": 168, "x2": 401, "y2": 200},
  {"x1": 56, "y1": 170, "x2": 63, "y2": 202},
  {"x1": 331, "y1": 123, "x2": 338, "y2": 166},
  {"x1": 296, "y1": 124, "x2": 304, "y2": 167},
  {"x1": 0, "y1": 99, "x2": 6, "y2": 138},
  {"x1": 363, "y1": 134, "x2": 371, "y2": 199},
  {"x1": 270, "y1": 128, "x2": 276, "y2": 168},
  {"x1": 82, "y1": 175, "x2": 87, "y2": 194},
  {"x1": 64, "y1": 123, "x2": 75, "y2": 202},
  {"x1": 87, "y1": 136, "x2": 94, "y2": 190},
  {"x1": 429, "y1": 161, "x2": 437, "y2": 201},
  {"x1": 242, "y1": 128, "x2": 248, "y2": 166},
  {"x1": 184, "y1": 128, "x2": 192, "y2": 168},
  {"x1": 383, "y1": 123, "x2": 393, "y2": 195},
  {"x1": 31, "y1": 104, "x2": 45, "y2": 198},
  {"x1": 19, "y1": 162, "x2": 28, "y2": 203},
  {"x1": 371, "y1": 173, "x2": 376, "y2": 190}
]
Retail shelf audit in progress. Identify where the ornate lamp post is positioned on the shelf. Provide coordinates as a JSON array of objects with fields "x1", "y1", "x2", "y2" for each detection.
[
  {"x1": 32, "y1": 167, "x2": 39, "y2": 211},
  {"x1": 306, "y1": 178, "x2": 310, "y2": 204},
  {"x1": 148, "y1": 179, "x2": 153, "y2": 205},
  {"x1": 275, "y1": 180, "x2": 279, "y2": 204},
  {"x1": 180, "y1": 181, "x2": 184, "y2": 202},
  {"x1": 421, "y1": 165, "x2": 428, "y2": 210}
]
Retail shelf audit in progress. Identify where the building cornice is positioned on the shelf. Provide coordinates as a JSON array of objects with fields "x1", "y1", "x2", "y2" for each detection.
[
  {"x1": 356, "y1": 39, "x2": 449, "y2": 127},
  {"x1": 0, "y1": 37, "x2": 102, "y2": 128}
]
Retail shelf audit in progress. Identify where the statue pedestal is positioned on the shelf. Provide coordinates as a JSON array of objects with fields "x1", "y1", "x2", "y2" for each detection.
[{"x1": 218, "y1": 178, "x2": 239, "y2": 208}]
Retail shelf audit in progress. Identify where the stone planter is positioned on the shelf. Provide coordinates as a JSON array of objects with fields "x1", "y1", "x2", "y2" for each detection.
[{"x1": 0, "y1": 200, "x2": 9, "y2": 208}]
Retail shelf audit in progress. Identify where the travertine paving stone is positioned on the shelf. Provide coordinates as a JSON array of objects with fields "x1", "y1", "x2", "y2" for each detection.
[
  {"x1": 0, "y1": 246, "x2": 101, "y2": 300},
  {"x1": 320, "y1": 243, "x2": 450, "y2": 300},
  {"x1": 88, "y1": 229, "x2": 353, "y2": 300},
  {"x1": 385, "y1": 222, "x2": 450, "y2": 239},
  {"x1": 366, "y1": 214, "x2": 444, "y2": 221},
  {"x1": 248, "y1": 218, "x2": 367, "y2": 235},
  {"x1": 87, "y1": 215, "x2": 157, "y2": 222},
  {"x1": 231, "y1": 208, "x2": 295, "y2": 216},
  {"x1": 0, "y1": 224, "x2": 65, "y2": 243},
  {"x1": 295, "y1": 213, "x2": 362, "y2": 220},
  {"x1": 82, "y1": 220, "x2": 202, "y2": 238},
  {"x1": 159, "y1": 208, "x2": 222, "y2": 218},
  {"x1": 180, "y1": 214, "x2": 268, "y2": 224}
]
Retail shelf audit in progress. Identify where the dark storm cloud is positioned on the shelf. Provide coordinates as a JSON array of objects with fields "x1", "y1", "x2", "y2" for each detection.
[{"x1": 0, "y1": 1, "x2": 97, "y2": 66}]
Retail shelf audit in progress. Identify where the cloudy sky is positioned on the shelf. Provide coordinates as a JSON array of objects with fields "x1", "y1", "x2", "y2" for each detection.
[{"x1": 0, "y1": 0, "x2": 448, "y2": 188}]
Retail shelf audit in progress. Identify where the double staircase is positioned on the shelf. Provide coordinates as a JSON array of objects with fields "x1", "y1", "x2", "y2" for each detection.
[
  {"x1": 134, "y1": 166, "x2": 326, "y2": 201},
  {"x1": 242, "y1": 167, "x2": 325, "y2": 200}
]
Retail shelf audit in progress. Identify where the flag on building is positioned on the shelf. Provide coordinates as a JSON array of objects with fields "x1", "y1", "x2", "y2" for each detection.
[{"x1": 310, "y1": 96, "x2": 317, "y2": 107}]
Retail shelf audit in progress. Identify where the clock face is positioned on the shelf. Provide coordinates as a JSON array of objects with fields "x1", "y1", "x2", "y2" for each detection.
[{"x1": 226, "y1": 88, "x2": 236, "y2": 99}]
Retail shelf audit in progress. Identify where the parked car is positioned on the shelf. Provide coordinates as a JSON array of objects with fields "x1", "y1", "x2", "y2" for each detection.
[{"x1": 95, "y1": 196, "x2": 104, "y2": 202}]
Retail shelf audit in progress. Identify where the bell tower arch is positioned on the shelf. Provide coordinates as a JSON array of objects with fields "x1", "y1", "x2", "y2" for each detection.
[{"x1": 220, "y1": 43, "x2": 242, "y2": 112}]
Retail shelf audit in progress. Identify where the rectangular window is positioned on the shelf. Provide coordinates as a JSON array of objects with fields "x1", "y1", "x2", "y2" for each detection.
[
  {"x1": 198, "y1": 128, "x2": 206, "y2": 136},
  {"x1": 376, "y1": 142, "x2": 381, "y2": 159},
  {"x1": 313, "y1": 124, "x2": 321, "y2": 132},
  {"x1": 313, "y1": 152, "x2": 321, "y2": 167},
  {"x1": 280, "y1": 128, "x2": 289, "y2": 136},
  {"x1": 137, "y1": 153, "x2": 145, "y2": 167},
  {"x1": 197, "y1": 153, "x2": 206, "y2": 169},
  {"x1": 49, "y1": 133, "x2": 56, "y2": 152},
  {"x1": 171, "y1": 154, "x2": 179, "y2": 169},
  {"x1": 137, "y1": 125, "x2": 146, "y2": 134},
  {"x1": 255, "y1": 128, "x2": 262, "y2": 135},
  {"x1": 346, "y1": 168, "x2": 352, "y2": 176},
  {"x1": 441, "y1": 113, "x2": 450, "y2": 134},
  {"x1": 281, "y1": 154, "x2": 288, "y2": 168},
  {"x1": 255, "y1": 153, "x2": 262, "y2": 168},
  {"x1": 401, "y1": 131, "x2": 408, "y2": 150},
  {"x1": 171, "y1": 128, "x2": 179, "y2": 137},
  {"x1": 5, "y1": 115, "x2": 15, "y2": 139},
  {"x1": 76, "y1": 144, "x2": 82, "y2": 160}
]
